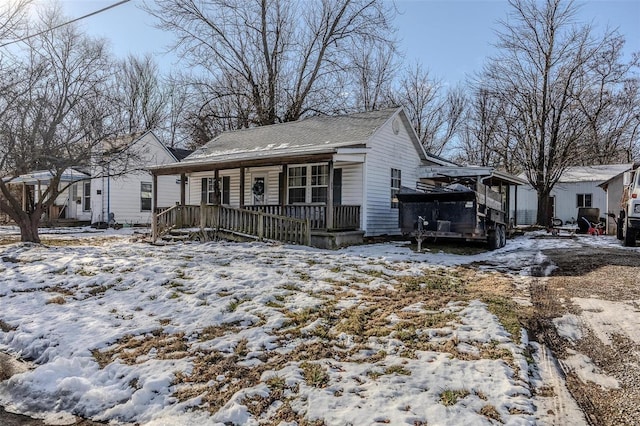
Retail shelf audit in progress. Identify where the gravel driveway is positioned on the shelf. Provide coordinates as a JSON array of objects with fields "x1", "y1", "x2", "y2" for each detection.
[{"x1": 528, "y1": 244, "x2": 640, "y2": 425}]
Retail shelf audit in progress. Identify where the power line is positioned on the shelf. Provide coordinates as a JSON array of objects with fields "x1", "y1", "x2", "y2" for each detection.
[{"x1": 0, "y1": 0, "x2": 132, "y2": 48}]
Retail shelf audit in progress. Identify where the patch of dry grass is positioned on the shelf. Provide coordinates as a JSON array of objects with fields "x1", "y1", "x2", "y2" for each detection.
[{"x1": 92, "y1": 330, "x2": 189, "y2": 368}]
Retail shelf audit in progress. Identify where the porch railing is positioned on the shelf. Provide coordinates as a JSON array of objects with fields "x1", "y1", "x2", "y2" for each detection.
[
  {"x1": 153, "y1": 204, "x2": 311, "y2": 246},
  {"x1": 244, "y1": 204, "x2": 360, "y2": 230}
]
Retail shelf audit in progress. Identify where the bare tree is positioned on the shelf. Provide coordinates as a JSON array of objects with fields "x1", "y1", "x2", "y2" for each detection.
[
  {"x1": 0, "y1": 0, "x2": 32, "y2": 42},
  {"x1": 576, "y1": 36, "x2": 640, "y2": 164},
  {"x1": 0, "y1": 6, "x2": 119, "y2": 243},
  {"x1": 393, "y1": 63, "x2": 465, "y2": 156},
  {"x1": 457, "y1": 85, "x2": 520, "y2": 173},
  {"x1": 479, "y1": 0, "x2": 635, "y2": 225},
  {"x1": 115, "y1": 54, "x2": 167, "y2": 134},
  {"x1": 144, "y1": 0, "x2": 396, "y2": 127},
  {"x1": 347, "y1": 38, "x2": 398, "y2": 112}
]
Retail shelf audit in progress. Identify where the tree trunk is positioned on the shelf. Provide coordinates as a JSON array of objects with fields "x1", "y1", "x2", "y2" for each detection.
[
  {"x1": 17, "y1": 213, "x2": 41, "y2": 244},
  {"x1": 536, "y1": 189, "x2": 551, "y2": 227}
]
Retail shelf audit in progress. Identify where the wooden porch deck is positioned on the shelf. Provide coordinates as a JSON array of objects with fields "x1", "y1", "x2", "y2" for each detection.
[{"x1": 152, "y1": 204, "x2": 360, "y2": 246}]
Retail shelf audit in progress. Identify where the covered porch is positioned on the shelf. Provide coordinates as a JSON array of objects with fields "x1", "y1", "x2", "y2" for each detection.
[{"x1": 150, "y1": 152, "x2": 364, "y2": 248}]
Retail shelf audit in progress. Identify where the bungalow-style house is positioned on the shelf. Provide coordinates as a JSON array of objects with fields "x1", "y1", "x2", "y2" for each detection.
[
  {"x1": 149, "y1": 107, "x2": 520, "y2": 248},
  {"x1": 513, "y1": 163, "x2": 633, "y2": 231},
  {"x1": 5, "y1": 131, "x2": 189, "y2": 228}
]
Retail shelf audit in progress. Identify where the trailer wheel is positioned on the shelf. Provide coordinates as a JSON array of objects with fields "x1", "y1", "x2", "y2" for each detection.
[
  {"x1": 623, "y1": 219, "x2": 636, "y2": 247},
  {"x1": 487, "y1": 229, "x2": 499, "y2": 250},
  {"x1": 498, "y1": 225, "x2": 507, "y2": 248}
]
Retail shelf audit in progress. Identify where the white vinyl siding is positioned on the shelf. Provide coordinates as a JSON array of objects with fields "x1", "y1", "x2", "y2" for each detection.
[
  {"x1": 514, "y1": 181, "x2": 609, "y2": 226},
  {"x1": 364, "y1": 114, "x2": 423, "y2": 236},
  {"x1": 190, "y1": 167, "x2": 280, "y2": 208},
  {"x1": 90, "y1": 133, "x2": 182, "y2": 225}
]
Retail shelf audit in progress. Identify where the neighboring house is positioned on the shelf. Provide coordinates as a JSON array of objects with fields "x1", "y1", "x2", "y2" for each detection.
[
  {"x1": 513, "y1": 163, "x2": 633, "y2": 230},
  {"x1": 90, "y1": 131, "x2": 189, "y2": 226},
  {"x1": 598, "y1": 163, "x2": 639, "y2": 234},
  {"x1": 5, "y1": 132, "x2": 189, "y2": 228},
  {"x1": 4, "y1": 168, "x2": 91, "y2": 223},
  {"x1": 150, "y1": 107, "x2": 520, "y2": 248}
]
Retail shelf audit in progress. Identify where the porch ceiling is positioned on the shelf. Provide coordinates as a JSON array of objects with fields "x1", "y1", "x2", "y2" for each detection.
[{"x1": 150, "y1": 152, "x2": 336, "y2": 176}]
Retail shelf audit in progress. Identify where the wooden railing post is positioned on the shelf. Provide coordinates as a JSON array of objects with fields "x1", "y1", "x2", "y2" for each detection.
[
  {"x1": 257, "y1": 211, "x2": 264, "y2": 240},
  {"x1": 200, "y1": 201, "x2": 206, "y2": 230},
  {"x1": 305, "y1": 218, "x2": 311, "y2": 246},
  {"x1": 176, "y1": 202, "x2": 183, "y2": 229},
  {"x1": 152, "y1": 211, "x2": 158, "y2": 243}
]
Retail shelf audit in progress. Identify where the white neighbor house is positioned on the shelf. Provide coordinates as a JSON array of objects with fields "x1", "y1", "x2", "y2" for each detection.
[
  {"x1": 513, "y1": 163, "x2": 633, "y2": 229},
  {"x1": 89, "y1": 131, "x2": 189, "y2": 226}
]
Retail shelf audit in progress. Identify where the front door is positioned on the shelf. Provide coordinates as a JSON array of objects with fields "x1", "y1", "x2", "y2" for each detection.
[{"x1": 252, "y1": 175, "x2": 266, "y2": 205}]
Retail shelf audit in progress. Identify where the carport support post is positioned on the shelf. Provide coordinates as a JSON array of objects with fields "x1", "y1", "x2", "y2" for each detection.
[{"x1": 180, "y1": 173, "x2": 186, "y2": 206}]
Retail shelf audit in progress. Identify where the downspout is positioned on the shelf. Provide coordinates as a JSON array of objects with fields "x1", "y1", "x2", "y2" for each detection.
[{"x1": 107, "y1": 164, "x2": 111, "y2": 226}]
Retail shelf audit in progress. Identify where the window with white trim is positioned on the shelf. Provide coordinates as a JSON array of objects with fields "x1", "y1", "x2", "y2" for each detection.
[
  {"x1": 288, "y1": 166, "x2": 307, "y2": 203},
  {"x1": 391, "y1": 168, "x2": 401, "y2": 208},
  {"x1": 288, "y1": 164, "x2": 329, "y2": 204},
  {"x1": 311, "y1": 165, "x2": 328, "y2": 203},
  {"x1": 576, "y1": 193, "x2": 592, "y2": 208},
  {"x1": 140, "y1": 182, "x2": 152, "y2": 211},
  {"x1": 82, "y1": 182, "x2": 91, "y2": 212}
]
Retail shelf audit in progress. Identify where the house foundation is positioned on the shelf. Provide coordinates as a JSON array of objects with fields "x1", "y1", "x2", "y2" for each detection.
[{"x1": 310, "y1": 230, "x2": 365, "y2": 249}]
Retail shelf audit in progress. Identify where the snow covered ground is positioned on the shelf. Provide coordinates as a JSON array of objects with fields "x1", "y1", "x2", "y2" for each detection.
[{"x1": 0, "y1": 227, "x2": 633, "y2": 425}]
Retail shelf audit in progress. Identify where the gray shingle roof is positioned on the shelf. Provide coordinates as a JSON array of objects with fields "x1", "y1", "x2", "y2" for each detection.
[{"x1": 182, "y1": 108, "x2": 401, "y2": 164}]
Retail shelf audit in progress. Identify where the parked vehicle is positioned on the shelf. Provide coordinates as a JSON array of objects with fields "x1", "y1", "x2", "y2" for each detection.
[
  {"x1": 617, "y1": 166, "x2": 640, "y2": 246},
  {"x1": 397, "y1": 178, "x2": 508, "y2": 250}
]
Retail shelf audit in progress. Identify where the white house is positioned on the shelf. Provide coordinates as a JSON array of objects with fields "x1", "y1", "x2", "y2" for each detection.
[
  {"x1": 3, "y1": 132, "x2": 189, "y2": 227},
  {"x1": 89, "y1": 131, "x2": 190, "y2": 227},
  {"x1": 4, "y1": 168, "x2": 91, "y2": 223},
  {"x1": 513, "y1": 163, "x2": 633, "y2": 229},
  {"x1": 598, "y1": 163, "x2": 639, "y2": 234},
  {"x1": 150, "y1": 108, "x2": 520, "y2": 247}
]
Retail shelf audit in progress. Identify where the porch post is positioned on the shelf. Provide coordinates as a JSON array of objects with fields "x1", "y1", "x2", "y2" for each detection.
[
  {"x1": 152, "y1": 173, "x2": 158, "y2": 212},
  {"x1": 151, "y1": 173, "x2": 158, "y2": 242},
  {"x1": 281, "y1": 164, "x2": 288, "y2": 210},
  {"x1": 180, "y1": 173, "x2": 186, "y2": 206},
  {"x1": 239, "y1": 167, "x2": 245, "y2": 208},
  {"x1": 213, "y1": 169, "x2": 220, "y2": 205},
  {"x1": 326, "y1": 160, "x2": 334, "y2": 230}
]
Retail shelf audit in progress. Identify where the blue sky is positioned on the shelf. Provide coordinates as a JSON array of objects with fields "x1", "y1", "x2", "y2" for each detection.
[{"x1": 58, "y1": 0, "x2": 640, "y2": 86}]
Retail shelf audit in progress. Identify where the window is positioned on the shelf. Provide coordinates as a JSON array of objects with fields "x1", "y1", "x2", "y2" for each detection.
[
  {"x1": 391, "y1": 168, "x2": 401, "y2": 208},
  {"x1": 577, "y1": 193, "x2": 592, "y2": 208},
  {"x1": 288, "y1": 166, "x2": 307, "y2": 203},
  {"x1": 288, "y1": 165, "x2": 329, "y2": 204},
  {"x1": 201, "y1": 177, "x2": 229, "y2": 204},
  {"x1": 141, "y1": 182, "x2": 152, "y2": 211},
  {"x1": 311, "y1": 165, "x2": 328, "y2": 203},
  {"x1": 82, "y1": 182, "x2": 91, "y2": 212}
]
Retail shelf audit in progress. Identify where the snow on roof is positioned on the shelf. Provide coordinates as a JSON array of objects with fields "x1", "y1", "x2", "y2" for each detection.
[
  {"x1": 4, "y1": 168, "x2": 90, "y2": 185},
  {"x1": 184, "y1": 108, "x2": 402, "y2": 162},
  {"x1": 558, "y1": 163, "x2": 633, "y2": 183}
]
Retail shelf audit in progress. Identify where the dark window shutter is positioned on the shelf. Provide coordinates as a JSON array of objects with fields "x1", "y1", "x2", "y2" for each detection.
[
  {"x1": 222, "y1": 176, "x2": 231, "y2": 205},
  {"x1": 333, "y1": 168, "x2": 342, "y2": 205},
  {"x1": 201, "y1": 178, "x2": 207, "y2": 203}
]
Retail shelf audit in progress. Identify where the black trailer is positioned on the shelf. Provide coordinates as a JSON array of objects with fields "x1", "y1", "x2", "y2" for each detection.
[{"x1": 397, "y1": 167, "x2": 523, "y2": 250}]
